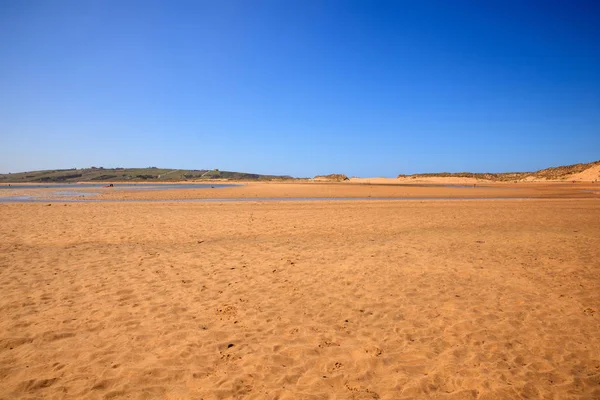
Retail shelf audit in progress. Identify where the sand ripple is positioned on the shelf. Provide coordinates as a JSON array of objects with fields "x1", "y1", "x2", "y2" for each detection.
[{"x1": 1, "y1": 200, "x2": 599, "y2": 399}]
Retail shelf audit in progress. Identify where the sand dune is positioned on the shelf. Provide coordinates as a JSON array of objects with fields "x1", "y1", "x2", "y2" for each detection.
[
  {"x1": 566, "y1": 164, "x2": 600, "y2": 182},
  {"x1": 1, "y1": 198, "x2": 599, "y2": 399}
]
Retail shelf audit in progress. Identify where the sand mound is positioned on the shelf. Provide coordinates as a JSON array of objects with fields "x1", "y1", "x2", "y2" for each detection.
[
  {"x1": 314, "y1": 174, "x2": 349, "y2": 182},
  {"x1": 564, "y1": 163, "x2": 600, "y2": 181},
  {"x1": 393, "y1": 160, "x2": 600, "y2": 183}
]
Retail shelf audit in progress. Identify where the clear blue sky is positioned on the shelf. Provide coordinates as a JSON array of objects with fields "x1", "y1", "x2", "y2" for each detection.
[{"x1": 1, "y1": 1, "x2": 599, "y2": 177}]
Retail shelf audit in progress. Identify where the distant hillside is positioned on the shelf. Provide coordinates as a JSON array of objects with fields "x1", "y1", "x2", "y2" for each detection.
[
  {"x1": 397, "y1": 160, "x2": 600, "y2": 182},
  {"x1": 314, "y1": 174, "x2": 349, "y2": 182},
  {"x1": 0, "y1": 167, "x2": 293, "y2": 183},
  {"x1": 529, "y1": 160, "x2": 600, "y2": 181}
]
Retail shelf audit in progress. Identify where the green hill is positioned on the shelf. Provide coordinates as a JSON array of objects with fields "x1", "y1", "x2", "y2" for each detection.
[{"x1": 0, "y1": 167, "x2": 293, "y2": 183}]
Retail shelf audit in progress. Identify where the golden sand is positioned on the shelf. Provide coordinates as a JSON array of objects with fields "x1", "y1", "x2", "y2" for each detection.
[
  {"x1": 95, "y1": 180, "x2": 599, "y2": 201},
  {"x1": 1, "y1": 188, "x2": 599, "y2": 398},
  {"x1": 1, "y1": 180, "x2": 599, "y2": 202}
]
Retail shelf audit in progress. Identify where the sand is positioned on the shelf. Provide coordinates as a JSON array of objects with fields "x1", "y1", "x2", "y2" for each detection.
[
  {"x1": 89, "y1": 181, "x2": 600, "y2": 201},
  {"x1": 100, "y1": 180, "x2": 600, "y2": 201},
  {"x1": 2, "y1": 180, "x2": 599, "y2": 202},
  {"x1": 350, "y1": 177, "x2": 482, "y2": 185},
  {"x1": 1, "y1": 195, "x2": 600, "y2": 399},
  {"x1": 567, "y1": 164, "x2": 600, "y2": 182}
]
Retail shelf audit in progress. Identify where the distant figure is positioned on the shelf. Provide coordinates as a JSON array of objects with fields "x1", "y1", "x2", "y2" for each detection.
[{"x1": 104, "y1": 183, "x2": 114, "y2": 188}]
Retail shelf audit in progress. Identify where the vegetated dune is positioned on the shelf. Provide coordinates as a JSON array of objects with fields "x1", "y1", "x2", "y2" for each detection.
[
  {"x1": 313, "y1": 174, "x2": 350, "y2": 182},
  {"x1": 525, "y1": 160, "x2": 600, "y2": 181},
  {"x1": 557, "y1": 162, "x2": 600, "y2": 182},
  {"x1": 396, "y1": 159, "x2": 600, "y2": 182},
  {"x1": 397, "y1": 172, "x2": 524, "y2": 183}
]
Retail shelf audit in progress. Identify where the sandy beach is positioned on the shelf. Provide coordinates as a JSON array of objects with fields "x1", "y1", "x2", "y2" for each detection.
[
  {"x1": 2, "y1": 180, "x2": 599, "y2": 203},
  {"x1": 1, "y1": 193, "x2": 599, "y2": 399},
  {"x1": 90, "y1": 181, "x2": 598, "y2": 201},
  {"x1": 3, "y1": 0, "x2": 599, "y2": 397}
]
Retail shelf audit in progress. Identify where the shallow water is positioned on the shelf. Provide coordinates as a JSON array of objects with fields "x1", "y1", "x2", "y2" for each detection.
[
  {"x1": 0, "y1": 183, "x2": 239, "y2": 202},
  {"x1": 0, "y1": 183, "x2": 239, "y2": 190},
  {"x1": 54, "y1": 191, "x2": 100, "y2": 197}
]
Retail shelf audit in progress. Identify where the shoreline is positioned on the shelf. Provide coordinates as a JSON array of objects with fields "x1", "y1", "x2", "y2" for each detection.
[{"x1": 1, "y1": 180, "x2": 599, "y2": 202}]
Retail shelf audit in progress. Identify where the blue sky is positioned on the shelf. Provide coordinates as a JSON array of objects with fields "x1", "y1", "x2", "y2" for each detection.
[{"x1": 1, "y1": 1, "x2": 599, "y2": 177}]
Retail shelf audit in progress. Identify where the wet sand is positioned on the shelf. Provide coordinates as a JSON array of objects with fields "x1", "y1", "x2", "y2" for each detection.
[
  {"x1": 1, "y1": 196, "x2": 599, "y2": 399},
  {"x1": 94, "y1": 181, "x2": 600, "y2": 201},
  {"x1": 1, "y1": 180, "x2": 599, "y2": 202}
]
